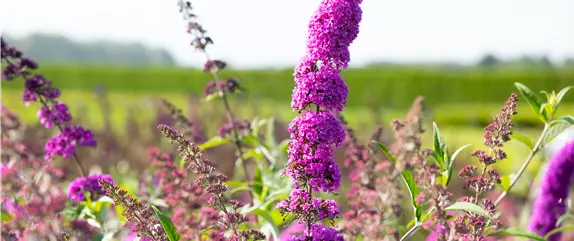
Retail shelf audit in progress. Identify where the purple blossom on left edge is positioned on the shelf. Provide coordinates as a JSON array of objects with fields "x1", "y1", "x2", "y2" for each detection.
[
  {"x1": 528, "y1": 140, "x2": 574, "y2": 241},
  {"x1": 1, "y1": 38, "x2": 97, "y2": 163}
]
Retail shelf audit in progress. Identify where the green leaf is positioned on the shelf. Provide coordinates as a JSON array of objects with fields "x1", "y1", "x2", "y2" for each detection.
[
  {"x1": 556, "y1": 115, "x2": 574, "y2": 125},
  {"x1": 373, "y1": 141, "x2": 421, "y2": 220},
  {"x1": 445, "y1": 202, "x2": 492, "y2": 220},
  {"x1": 432, "y1": 122, "x2": 446, "y2": 170},
  {"x1": 373, "y1": 141, "x2": 397, "y2": 165},
  {"x1": 406, "y1": 209, "x2": 434, "y2": 229},
  {"x1": 486, "y1": 228, "x2": 544, "y2": 241},
  {"x1": 545, "y1": 225, "x2": 574, "y2": 239},
  {"x1": 444, "y1": 144, "x2": 472, "y2": 186},
  {"x1": 515, "y1": 82, "x2": 547, "y2": 123},
  {"x1": 251, "y1": 209, "x2": 281, "y2": 241},
  {"x1": 199, "y1": 136, "x2": 229, "y2": 150},
  {"x1": 498, "y1": 174, "x2": 513, "y2": 191},
  {"x1": 511, "y1": 133, "x2": 534, "y2": 149},
  {"x1": 555, "y1": 86, "x2": 574, "y2": 107},
  {"x1": 1, "y1": 212, "x2": 11, "y2": 222},
  {"x1": 151, "y1": 206, "x2": 180, "y2": 241},
  {"x1": 542, "y1": 116, "x2": 574, "y2": 147},
  {"x1": 265, "y1": 117, "x2": 277, "y2": 149},
  {"x1": 242, "y1": 134, "x2": 262, "y2": 147},
  {"x1": 114, "y1": 203, "x2": 127, "y2": 223},
  {"x1": 226, "y1": 180, "x2": 247, "y2": 188},
  {"x1": 253, "y1": 166, "x2": 264, "y2": 199},
  {"x1": 450, "y1": 144, "x2": 471, "y2": 164},
  {"x1": 556, "y1": 213, "x2": 574, "y2": 226}
]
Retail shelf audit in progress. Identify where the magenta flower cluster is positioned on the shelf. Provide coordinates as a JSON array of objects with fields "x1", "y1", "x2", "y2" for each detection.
[
  {"x1": 528, "y1": 140, "x2": 574, "y2": 241},
  {"x1": 286, "y1": 110, "x2": 345, "y2": 192},
  {"x1": 280, "y1": 0, "x2": 363, "y2": 239},
  {"x1": 68, "y1": 174, "x2": 115, "y2": 203},
  {"x1": 1, "y1": 38, "x2": 97, "y2": 164},
  {"x1": 44, "y1": 125, "x2": 97, "y2": 160}
]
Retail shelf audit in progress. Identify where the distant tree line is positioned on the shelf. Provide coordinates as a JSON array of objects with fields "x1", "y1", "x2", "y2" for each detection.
[{"x1": 2, "y1": 33, "x2": 176, "y2": 66}]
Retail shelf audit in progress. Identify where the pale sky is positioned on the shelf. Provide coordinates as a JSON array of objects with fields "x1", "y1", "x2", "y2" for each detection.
[{"x1": 2, "y1": 0, "x2": 574, "y2": 68}]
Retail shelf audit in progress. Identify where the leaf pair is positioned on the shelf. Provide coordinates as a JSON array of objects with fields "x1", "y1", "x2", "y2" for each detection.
[
  {"x1": 432, "y1": 122, "x2": 471, "y2": 187},
  {"x1": 515, "y1": 82, "x2": 572, "y2": 124}
]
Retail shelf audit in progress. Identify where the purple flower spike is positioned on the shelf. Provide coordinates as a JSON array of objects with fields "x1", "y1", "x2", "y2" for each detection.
[
  {"x1": 528, "y1": 140, "x2": 574, "y2": 241},
  {"x1": 282, "y1": 0, "x2": 362, "y2": 238}
]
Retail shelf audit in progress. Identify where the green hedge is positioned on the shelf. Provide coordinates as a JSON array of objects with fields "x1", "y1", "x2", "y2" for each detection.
[{"x1": 3, "y1": 64, "x2": 573, "y2": 109}]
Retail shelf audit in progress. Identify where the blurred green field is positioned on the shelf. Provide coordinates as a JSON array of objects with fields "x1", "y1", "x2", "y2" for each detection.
[{"x1": 2, "y1": 64, "x2": 573, "y2": 109}]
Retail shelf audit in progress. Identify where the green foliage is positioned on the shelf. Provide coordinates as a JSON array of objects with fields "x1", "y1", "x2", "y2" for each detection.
[
  {"x1": 542, "y1": 116, "x2": 574, "y2": 146},
  {"x1": 1, "y1": 212, "x2": 12, "y2": 222},
  {"x1": 486, "y1": 228, "x2": 545, "y2": 241},
  {"x1": 444, "y1": 202, "x2": 493, "y2": 220},
  {"x1": 199, "y1": 136, "x2": 229, "y2": 150},
  {"x1": 432, "y1": 122, "x2": 471, "y2": 186},
  {"x1": 511, "y1": 133, "x2": 534, "y2": 149},
  {"x1": 373, "y1": 141, "x2": 422, "y2": 222},
  {"x1": 545, "y1": 226, "x2": 574, "y2": 240},
  {"x1": 515, "y1": 82, "x2": 549, "y2": 123},
  {"x1": 151, "y1": 206, "x2": 181, "y2": 241}
]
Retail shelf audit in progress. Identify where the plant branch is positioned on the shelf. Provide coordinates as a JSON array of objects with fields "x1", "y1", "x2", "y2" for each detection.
[
  {"x1": 400, "y1": 223, "x2": 421, "y2": 241},
  {"x1": 202, "y1": 51, "x2": 253, "y2": 204},
  {"x1": 494, "y1": 123, "x2": 550, "y2": 206}
]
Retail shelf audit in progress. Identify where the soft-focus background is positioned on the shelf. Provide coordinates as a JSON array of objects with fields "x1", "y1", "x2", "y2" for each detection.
[{"x1": 2, "y1": 0, "x2": 574, "y2": 234}]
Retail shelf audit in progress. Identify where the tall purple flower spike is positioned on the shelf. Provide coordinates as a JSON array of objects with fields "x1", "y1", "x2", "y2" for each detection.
[
  {"x1": 280, "y1": 0, "x2": 363, "y2": 239},
  {"x1": 528, "y1": 140, "x2": 574, "y2": 241}
]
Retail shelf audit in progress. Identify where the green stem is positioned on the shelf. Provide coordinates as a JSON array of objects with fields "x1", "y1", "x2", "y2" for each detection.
[
  {"x1": 494, "y1": 123, "x2": 550, "y2": 206},
  {"x1": 400, "y1": 223, "x2": 421, "y2": 241}
]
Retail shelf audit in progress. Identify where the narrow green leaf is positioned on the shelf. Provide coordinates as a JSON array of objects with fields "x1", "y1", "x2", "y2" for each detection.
[
  {"x1": 151, "y1": 206, "x2": 181, "y2": 241},
  {"x1": 445, "y1": 202, "x2": 492, "y2": 220},
  {"x1": 449, "y1": 144, "x2": 471, "y2": 165},
  {"x1": 265, "y1": 117, "x2": 277, "y2": 149},
  {"x1": 515, "y1": 82, "x2": 547, "y2": 123},
  {"x1": 229, "y1": 186, "x2": 253, "y2": 195},
  {"x1": 432, "y1": 122, "x2": 446, "y2": 169},
  {"x1": 511, "y1": 133, "x2": 534, "y2": 149},
  {"x1": 242, "y1": 134, "x2": 261, "y2": 147},
  {"x1": 406, "y1": 209, "x2": 434, "y2": 229},
  {"x1": 199, "y1": 136, "x2": 229, "y2": 150},
  {"x1": 226, "y1": 180, "x2": 247, "y2": 188},
  {"x1": 373, "y1": 141, "x2": 397, "y2": 165},
  {"x1": 486, "y1": 228, "x2": 544, "y2": 241},
  {"x1": 556, "y1": 115, "x2": 574, "y2": 125},
  {"x1": 555, "y1": 86, "x2": 573, "y2": 106},
  {"x1": 373, "y1": 141, "x2": 421, "y2": 220},
  {"x1": 545, "y1": 225, "x2": 574, "y2": 239},
  {"x1": 556, "y1": 213, "x2": 574, "y2": 227},
  {"x1": 444, "y1": 144, "x2": 471, "y2": 186},
  {"x1": 1, "y1": 212, "x2": 11, "y2": 222},
  {"x1": 542, "y1": 116, "x2": 574, "y2": 147},
  {"x1": 402, "y1": 171, "x2": 422, "y2": 220},
  {"x1": 253, "y1": 166, "x2": 264, "y2": 198}
]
